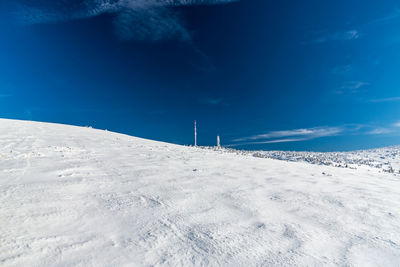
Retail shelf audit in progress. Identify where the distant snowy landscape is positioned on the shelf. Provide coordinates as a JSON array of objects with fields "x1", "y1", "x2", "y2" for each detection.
[
  {"x1": 1, "y1": 118, "x2": 400, "y2": 266},
  {"x1": 207, "y1": 146, "x2": 400, "y2": 175}
]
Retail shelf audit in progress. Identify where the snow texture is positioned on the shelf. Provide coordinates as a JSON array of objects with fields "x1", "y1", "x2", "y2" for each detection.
[
  {"x1": 1, "y1": 118, "x2": 400, "y2": 266},
  {"x1": 207, "y1": 146, "x2": 400, "y2": 174}
]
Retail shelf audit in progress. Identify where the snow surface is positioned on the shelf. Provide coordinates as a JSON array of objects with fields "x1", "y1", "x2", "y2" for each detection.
[
  {"x1": 1, "y1": 118, "x2": 400, "y2": 266},
  {"x1": 204, "y1": 146, "x2": 400, "y2": 174}
]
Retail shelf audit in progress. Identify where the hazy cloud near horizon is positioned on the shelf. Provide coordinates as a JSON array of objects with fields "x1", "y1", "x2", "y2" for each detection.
[
  {"x1": 229, "y1": 123, "x2": 400, "y2": 147},
  {"x1": 233, "y1": 127, "x2": 344, "y2": 143},
  {"x1": 12, "y1": 0, "x2": 237, "y2": 41}
]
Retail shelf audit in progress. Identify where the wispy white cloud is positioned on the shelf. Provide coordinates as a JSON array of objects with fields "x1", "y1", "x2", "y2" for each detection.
[
  {"x1": 233, "y1": 126, "x2": 343, "y2": 143},
  {"x1": 13, "y1": 0, "x2": 237, "y2": 41},
  {"x1": 341, "y1": 81, "x2": 369, "y2": 90},
  {"x1": 335, "y1": 81, "x2": 369, "y2": 94},
  {"x1": 304, "y1": 30, "x2": 360, "y2": 45},
  {"x1": 370, "y1": 96, "x2": 400, "y2": 103},
  {"x1": 261, "y1": 138, "x2": 307, "y2": 144},
  {"x1": 226, "y1": 138, "x2": 307, "y2": 147},
  {"x1": 371, "y1": 9, "x2": 400, "y2": 24},
  {"x1": 393, "y1": 121, "x2": 400, "y2": 127},
  {"x1": 228, "y1": 121, "x2": 400, "y2": 147},
  {"x1": 367, "y1": 128, "x2": 392, "y2": 135},
  {"x1": 229, "y1": 122, "x2": 400, "y2": 147},
  {"x1": 338, "y1": 30, "x2": 360, "y2": 40}
]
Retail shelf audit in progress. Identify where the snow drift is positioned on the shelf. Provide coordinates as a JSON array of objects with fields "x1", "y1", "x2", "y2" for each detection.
[{"x1": 1, "y1": 118, "x2": 400, "y2": 266}]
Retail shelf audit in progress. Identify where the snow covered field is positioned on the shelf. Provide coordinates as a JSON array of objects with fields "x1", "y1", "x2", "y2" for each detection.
[
  {"x1": 205, "y1": 146, "x2": 400, "y2": 174},
  {"x1": 1, "y1": 118, "x2": 400, "y2": 266}
]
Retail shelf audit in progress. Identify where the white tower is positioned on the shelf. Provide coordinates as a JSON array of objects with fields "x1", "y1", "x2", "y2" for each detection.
[
  {"x1": 217, "y1": 135, "x2": 221, "y2": 148},
  {"x1": 194, "y1": 120, "x2": 197, "y2": 147}
]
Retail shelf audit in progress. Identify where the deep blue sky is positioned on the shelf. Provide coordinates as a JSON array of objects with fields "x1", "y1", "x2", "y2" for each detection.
[{"x1": 1, "y1": 0, "x2": 400, "y2": 151}]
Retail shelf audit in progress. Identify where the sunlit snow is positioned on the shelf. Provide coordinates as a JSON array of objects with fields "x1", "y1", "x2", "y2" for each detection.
[{"x1": 1, "y1": 119, "x2": 400, "y2": 266}]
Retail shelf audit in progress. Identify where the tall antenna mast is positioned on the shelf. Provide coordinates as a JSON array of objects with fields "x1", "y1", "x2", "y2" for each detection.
[
  {"x1": 217, "y1": 135, "x2": 221, "y2": 148},
  {"x1": 194, "y1": 120, "x2": 197, "y2": 147}
]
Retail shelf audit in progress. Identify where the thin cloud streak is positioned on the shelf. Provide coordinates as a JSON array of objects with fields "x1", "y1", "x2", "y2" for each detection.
[
  {"x1": 226, "y1": 138, "x2": 307, "y2": 147},
  {"x1": 229, "y1": 123, "x2": 400, "y2": 147},
  {"x1": 13, "y1": 0, "x2": 238, "y2": 41},
  {"x1": 335, "y1": 81, "x2": 369, "y2": 94},
  {"x1": 370, "y1": 97, "x2": 400, "y2": 103},
  {"x1": 393, "y1": 121, "x2": 400, "y2": 127},
  {"x1": 233, "y1": 127, "x2": 343, "y2": 142},
  {"x1": 367, "y1": 128, "x2": 392, "y2": 135},
  {"x1": 341, "y1": 81, "x2": 369, "y2": 90},
  {"x1": 303, "y1": 30, "x2": 360, "y2": 45},
  {"x1": 371, "y1": 9, "x2": 400, "y2": 24}
]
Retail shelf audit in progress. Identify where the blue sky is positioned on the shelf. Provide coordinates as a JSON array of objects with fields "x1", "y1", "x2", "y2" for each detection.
[{"x1": 1, "y1": 0, "x2": 400, "y2": 151}]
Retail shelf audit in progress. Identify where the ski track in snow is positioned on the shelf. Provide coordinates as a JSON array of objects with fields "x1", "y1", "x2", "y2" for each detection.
[{"x1": 0, "y1": 118, "x2": 400, "y2": 266}]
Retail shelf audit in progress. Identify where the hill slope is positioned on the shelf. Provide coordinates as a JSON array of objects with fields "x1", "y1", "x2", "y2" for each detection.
[{"x1": 1, "y1": 119, "x2": 400, "y2": 266}]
